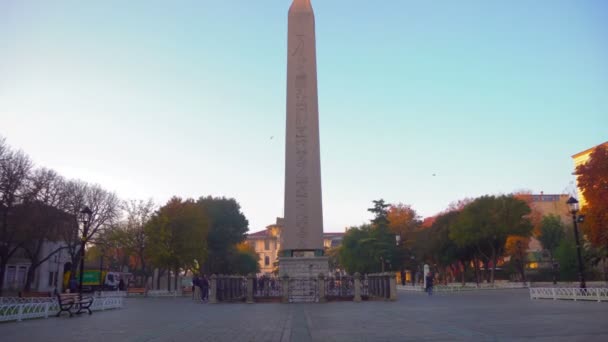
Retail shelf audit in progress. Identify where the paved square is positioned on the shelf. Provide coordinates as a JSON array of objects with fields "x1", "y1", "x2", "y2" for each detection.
[{"x1": 1, "y1": 289, "x2": 607, "y2": 341}]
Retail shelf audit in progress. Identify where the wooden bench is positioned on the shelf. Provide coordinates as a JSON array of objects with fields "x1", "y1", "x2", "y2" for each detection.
[
  {"x1": 127, "y1": 287, "x2": 146, "y2": 296},
  {"x1": 19, "y1": 291, "x2": 51, "y2": 298},
  {"x1": 56, "y1": 293, "x2": 94, "y2": 317}
]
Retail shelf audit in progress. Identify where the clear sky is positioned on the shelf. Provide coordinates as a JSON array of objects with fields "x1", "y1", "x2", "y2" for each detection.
[{"x1": 1, "y1": 1, "x2": 606, "y2": 233}]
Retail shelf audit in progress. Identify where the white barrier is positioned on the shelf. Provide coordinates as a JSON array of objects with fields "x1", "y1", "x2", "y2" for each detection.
[
  {"x1": 146, "y1": 290, "x2": 179, "y2": 297},
  {"x1": 0, "y1": 296, "x2": 124, "y2": 323},
  {"x1": 398, "y1": 282, "x2": 528, "y2": 293},
  {"x1": 95, "y1": 291, "x2": 127, "y2": 298},
  {"x1": 529, "y1": 287, "x2": 608, "y2": 302},
  {"x1": 0, "y1": 297, "x2": 55, "y2": 305}
]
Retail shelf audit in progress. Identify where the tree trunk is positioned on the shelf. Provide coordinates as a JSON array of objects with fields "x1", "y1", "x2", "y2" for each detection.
[
  {"x1": 0, "y1": 258, "x2": 8, "y2": 296},
  {"x1": 400, "y1": 268, "x2": 405, "y2": 286},
  {"x1": 461, "y1": 260, "x2": 467, "y2": 286},
  {"x1": 156, "y1": 269, "x2": 162, "y2": 290},
  {"x1": 174, "y1": 267, "x2": 179, "y2": 291},
  {"x1": 473, "y1": 256, "x2": 480, "y2": 286},
  {"x1": 23, "y1": 262, "x2": 38, "y2": 291},
  {"x1": 490, "y1": 250, "x2": 496, "y2": 285},
  {"x1": 167, "y1": 270, "x2": 171, "y2": 291},
  {"x1": 603, "y1": 256, "x2": 607, "y2": 285}
]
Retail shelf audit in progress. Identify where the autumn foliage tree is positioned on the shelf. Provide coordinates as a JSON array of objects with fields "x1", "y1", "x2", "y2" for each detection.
[{"x1": 575, "y1": 145, "x2": 608, "y2": 250}]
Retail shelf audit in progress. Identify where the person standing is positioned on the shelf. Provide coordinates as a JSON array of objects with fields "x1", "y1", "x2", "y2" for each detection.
[
  {"x1": 201, "y1": 275, "x2": 209, "y2": 302},
  {"x1": 425, "y1": 272, "x2": 434, "y2": 296},
  {"x1": 192, "y1": 275, "x2": 201, "y2": 301}
]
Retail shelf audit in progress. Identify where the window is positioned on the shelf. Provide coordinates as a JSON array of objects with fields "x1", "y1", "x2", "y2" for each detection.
[
  {"x1": 6, "y1": 266, "x2": 16, "y2": 287},
  {"x1": 48, "y1": 272, "x2": 54, "y2": 287},
  {"x1": 264, "y1": 239, "x2": 270, "y2": 250},
  {"x1": 17, "y1": 266, "x2": 27, "y2": 288},
  {"x1": 264, "y1": 256, "x2": 270, "y2": 266}
]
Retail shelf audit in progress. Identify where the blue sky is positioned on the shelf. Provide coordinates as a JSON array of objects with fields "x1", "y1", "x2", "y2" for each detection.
[{"x1": 1, "y1": 0, "x2": 606, "y2": 232}]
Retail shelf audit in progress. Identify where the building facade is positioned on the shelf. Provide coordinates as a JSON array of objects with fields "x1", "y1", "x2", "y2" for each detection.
[
  {"x1": 246, "y1": 218, "x2": 344, "y2": 275},
  {"x1": 2, "y1": 241, "x2": 70, "y2": 294}
]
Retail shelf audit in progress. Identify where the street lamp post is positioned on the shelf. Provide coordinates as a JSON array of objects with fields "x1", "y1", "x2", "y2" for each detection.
[
  {"x1": 78, "y1": 206, "x2": 93, "y2": 298},
  {"x1": 566, "y1": 197, "x2": 586, "y2": 289}
]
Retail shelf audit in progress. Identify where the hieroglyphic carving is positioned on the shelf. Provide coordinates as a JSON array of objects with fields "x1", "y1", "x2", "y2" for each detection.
[{"x1": 294, "y1": 34, "x2": 308, "y2": 247}]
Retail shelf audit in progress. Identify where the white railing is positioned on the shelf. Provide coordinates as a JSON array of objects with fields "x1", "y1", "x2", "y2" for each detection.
[
  {"x1": 95, "y1": 291, "x2": 127, "y2": 298},
  {"x1": 0, "y1": 296, "x2": 124, "y2": 323},
  {"x1": 0, "y1": 297, "x2": 55, "y2": 305},
  {"x1": 529, "y1": 281, "x2": 608, "y2": 288},
  {"x1": 398, "y1": 282, "x2": 529, "y2": 293},
  {"x1": 146, "y1": 290, "x2": 178, "y2": 297},
  {"x1": 397, "y1": 285, "x2": 425, "y2": 292},
  {"x1": 530, "y1": 287, "x2": 608, "y2": 302}
]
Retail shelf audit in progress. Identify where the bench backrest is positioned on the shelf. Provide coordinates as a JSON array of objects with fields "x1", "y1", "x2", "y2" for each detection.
[{"x1": 58, "y1": 293, "x2": 81, "y2": 302}]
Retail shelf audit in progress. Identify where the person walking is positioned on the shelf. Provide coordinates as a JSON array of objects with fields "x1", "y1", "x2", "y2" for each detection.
[
  {"x1": 425, "y1": 272, "x2": 434, "y2": 296},
  {"x1": 192, "y1": 275, "x2": 201, "y2": 301}
]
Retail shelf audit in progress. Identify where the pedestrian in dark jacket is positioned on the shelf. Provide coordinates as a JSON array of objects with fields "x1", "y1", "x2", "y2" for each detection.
[
  {"x1": 201, "y1": 275, "x2": 209, "y2": 302},
  {"x1": 425, "y1": 272, "x2": 434, "y2": 296}
]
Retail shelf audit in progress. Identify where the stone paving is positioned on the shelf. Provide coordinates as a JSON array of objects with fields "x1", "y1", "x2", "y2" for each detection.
[{"x1": 1, "y1": 289, "x2": 607, "y2": 341}]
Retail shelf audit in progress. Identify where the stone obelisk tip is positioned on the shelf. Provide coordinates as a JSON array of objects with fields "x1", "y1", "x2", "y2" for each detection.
[{"x1": 290, "y1": 0, "x2": 313, "y2": 12}]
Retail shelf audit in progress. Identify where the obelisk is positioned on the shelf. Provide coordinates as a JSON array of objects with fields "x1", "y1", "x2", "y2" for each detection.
[{"x1": 279, "y1": 0, "x2": 328, "y2": 278}]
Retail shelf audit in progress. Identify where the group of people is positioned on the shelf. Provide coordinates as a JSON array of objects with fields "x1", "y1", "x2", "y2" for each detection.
[{"x1": 192, "y1": 275, "x2": 209, "y2": 302}]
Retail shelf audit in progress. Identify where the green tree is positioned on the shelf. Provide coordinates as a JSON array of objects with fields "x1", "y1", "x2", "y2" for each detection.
[
  {"x1": 146, "y1": 197, "x2": 209, "y2": 290},
  {"x1": 338, "y1": 225, "x2": 379, "y2": 274},
  {"x1": 196, "y1": 196, "x2": 249, "y2": 274},
  {"x1": 538, "y1": 214, "x2": 565, "y2": 264},
  {"x1": 451, "y1": 195, "x2": 532, "y2": 284},
  {"x1": 368, "y1": 199, "x2": 390, "y2": 227},
  {"x1": 554, "y1": 237, "x2": 578, "y2": 281},
  {"x1": 338, "y1": 200, "x2": 400, "y2": 274},
  {"x1": 429, "y1": 211, "x2": 475, "y2": 285},
  {"x1": 231, "y1": 242, "x2": 260, "y2": 275}
]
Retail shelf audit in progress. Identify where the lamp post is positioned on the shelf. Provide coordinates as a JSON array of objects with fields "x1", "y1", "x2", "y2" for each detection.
[
  {"x1": 566, "y1": 197, "x2": 586, "y2": 289},
  {"x1": 78, "y1": 206, "x2": 93, "y2": 298}
]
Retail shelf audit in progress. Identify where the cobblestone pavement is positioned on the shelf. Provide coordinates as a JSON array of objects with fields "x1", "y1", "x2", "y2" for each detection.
[{"x1": 1, "y1": 289, "x2": 607, "y2": 341}]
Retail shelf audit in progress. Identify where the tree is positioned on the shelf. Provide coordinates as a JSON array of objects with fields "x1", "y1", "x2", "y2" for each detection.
[
  {"x1": 146, "y1": 197, "x2": 209, "y2": 290},
  {"x1": 429, "y1": 210, "x2": 476, "y2": 285},
  {"x1": 368, "y1": 199, "x2": 390, "y2": 227},
  {"x1": 231, "y1": 242, "x2": 260, "y2": 275},
  {"x1": 60, "y1": 180, "x2": 121, "y2": 278},
  {"x1": 504, "y1": 236, "x2": 529, "y2": 282},
  {"x1": 538, "y1": 214, "x2": 565, "y2": 264},
  {"x1": 339, "y1": 200, "x2": 400, "y2": 274},
  {"x1": 387, "y1": 203, "x2": 421, "y2": 284},
  {"x1": 575, "y1": 145, "x2": 608, "y2": 251},
  {"x1": 338, "y1": 225, "x2": 379, "y2": 274},
  {"x1": 554, "y1": 237, "x2": 578, "y2": 281},
  {"x1": 0, "y1": 139, "x2": 33, "y2": 295},
  {"x1": 120, "y1": 199, "x2": 155, "y2": 286},
  {"x1": 19, "y1": 169, "x2": 75, "y2": 291},
  {"x1": 450, "y1": 195, "x2": 533, "y2": 284},
  {"x1": 197, "y1": 196, "x2": 249, "y2": 274}
]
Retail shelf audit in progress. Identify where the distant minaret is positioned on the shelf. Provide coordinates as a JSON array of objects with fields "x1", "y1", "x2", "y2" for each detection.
[{"x1": 280, "y1": 0, "x2": 327, "y2": 278}]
